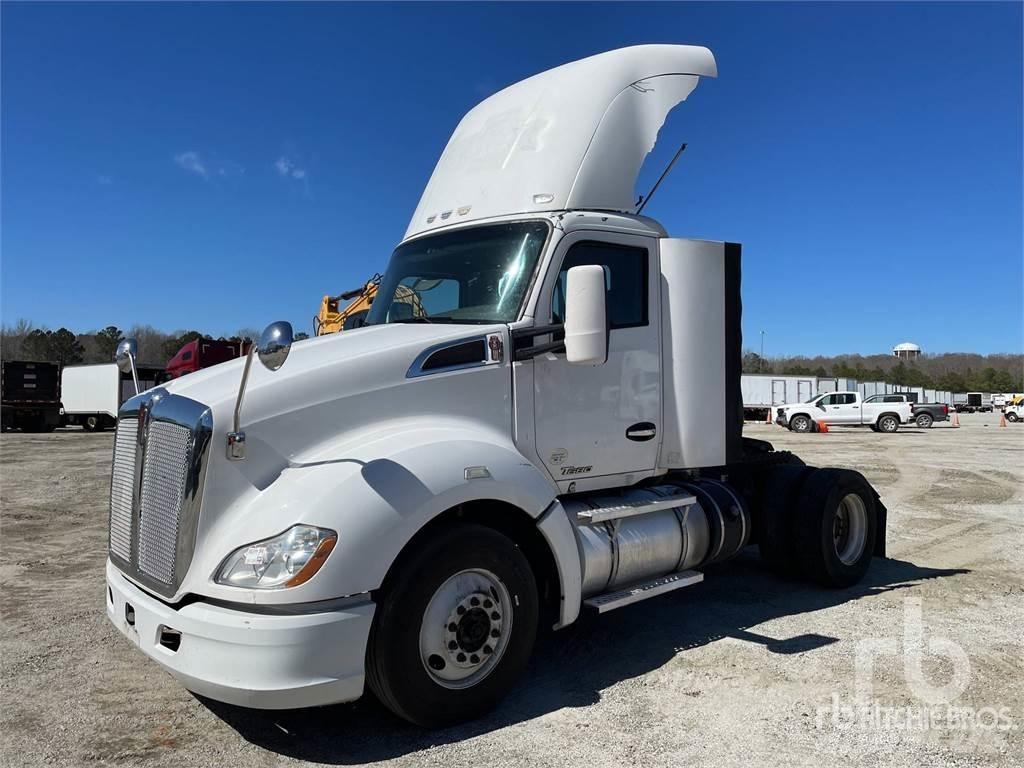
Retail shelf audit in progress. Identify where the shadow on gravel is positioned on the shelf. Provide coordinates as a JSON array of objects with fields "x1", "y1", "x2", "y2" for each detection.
[{"x1": 200, "y1": 554, "x2": 968, "y2": 764}]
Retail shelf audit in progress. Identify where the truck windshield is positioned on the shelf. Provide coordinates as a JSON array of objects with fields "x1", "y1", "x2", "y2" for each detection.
[{"x1": 366, "y1": 221, "x2": 550, "y2": 325}]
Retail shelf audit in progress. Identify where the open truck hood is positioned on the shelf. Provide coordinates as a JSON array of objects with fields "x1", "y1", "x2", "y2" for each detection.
[{"x1": 406, "y1": 44, "x2": 717, "y2": 240}]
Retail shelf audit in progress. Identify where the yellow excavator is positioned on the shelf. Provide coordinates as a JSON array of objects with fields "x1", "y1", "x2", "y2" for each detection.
[{"x1": 314, "y1": 274, "x2": 427, "y2": 336}]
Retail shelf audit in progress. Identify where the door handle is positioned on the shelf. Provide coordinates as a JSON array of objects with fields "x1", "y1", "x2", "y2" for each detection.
[{"x1": 626, "y1": 422, "x2": 657, "y2": 442}]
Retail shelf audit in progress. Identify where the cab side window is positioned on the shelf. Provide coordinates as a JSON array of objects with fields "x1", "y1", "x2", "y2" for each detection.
[{"x1": 552, "y1": 242, "x2": 648, "y2": 329}]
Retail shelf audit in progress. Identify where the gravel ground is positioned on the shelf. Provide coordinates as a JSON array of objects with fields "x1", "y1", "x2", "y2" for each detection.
[{"x1": 2, "y1": 414, "x2": 1022, "y2": 767}]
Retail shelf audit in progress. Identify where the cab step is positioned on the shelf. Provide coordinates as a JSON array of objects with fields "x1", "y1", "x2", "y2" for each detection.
[
  {"x1": 575, "y1": 493, "x2": 696, "y2": 524},
  {"x1": 583, "y1": 570, "x2": 704, "y2": 614}
]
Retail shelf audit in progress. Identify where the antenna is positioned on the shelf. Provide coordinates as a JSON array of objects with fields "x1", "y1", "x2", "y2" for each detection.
[{"x1": 635, "y1": 142, "x2": 687, "y2": 216}]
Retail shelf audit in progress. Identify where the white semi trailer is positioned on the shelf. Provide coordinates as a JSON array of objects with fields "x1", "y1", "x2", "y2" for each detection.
[{"x1": 104, "y1": 45, "x2": 888, "y2": 727}]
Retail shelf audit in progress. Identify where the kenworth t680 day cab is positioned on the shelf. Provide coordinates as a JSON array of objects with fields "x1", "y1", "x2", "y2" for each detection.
[{"x1": 105, "y1": 45, "x2": 887, "y2": 727}]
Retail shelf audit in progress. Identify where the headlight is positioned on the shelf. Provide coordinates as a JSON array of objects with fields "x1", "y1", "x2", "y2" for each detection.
[{"x1": 215, "y1": 525, "x2": 337, "y2": 589}]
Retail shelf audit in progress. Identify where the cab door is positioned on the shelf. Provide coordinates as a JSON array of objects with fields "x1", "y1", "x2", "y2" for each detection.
[{"x1": 532, "y1": 232, "x2": 661, "y2": 491}]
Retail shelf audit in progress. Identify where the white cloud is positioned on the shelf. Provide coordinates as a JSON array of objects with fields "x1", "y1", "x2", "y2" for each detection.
[
  {"x1": 175, "y1": 150, "x2": 208, "y2": 178},
  {"x1": 274, "y1": 156, "x2": 307, "y2": 180},
  {"x1": 96, "y1": 174, "x2": 113, "y2": 185}
]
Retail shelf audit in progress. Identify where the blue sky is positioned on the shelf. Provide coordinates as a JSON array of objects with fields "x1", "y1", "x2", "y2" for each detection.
[{"x1": 2, "y1": 2, "x2": 1021, "y2": 355}]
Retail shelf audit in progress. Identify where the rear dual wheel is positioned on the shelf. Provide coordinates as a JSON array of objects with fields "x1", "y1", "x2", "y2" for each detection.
[
  {"x1": 758, "y1": 467, "x2": 878, "y2": 588},
  {"x1": 366, "y1": 524, "x2": 538, "y2": 727}
]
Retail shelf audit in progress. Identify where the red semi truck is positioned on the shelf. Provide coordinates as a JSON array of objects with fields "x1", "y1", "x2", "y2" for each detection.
[{"x1": 165, "y1": 339, "x2": 249, "y2": 379}]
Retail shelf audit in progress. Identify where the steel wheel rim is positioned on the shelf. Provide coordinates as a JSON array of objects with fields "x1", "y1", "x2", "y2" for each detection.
[
  {"x1": 419, "y1": 568, "x2": 512, "y2": 689},
  {"x1": 833, "y1": 493, "x2": 868, "y2": 565}
]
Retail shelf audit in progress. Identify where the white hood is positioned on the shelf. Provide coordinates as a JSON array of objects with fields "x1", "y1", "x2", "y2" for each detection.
[{"x1": 406, "y1": 44, "x2": 717, "y2": 240}]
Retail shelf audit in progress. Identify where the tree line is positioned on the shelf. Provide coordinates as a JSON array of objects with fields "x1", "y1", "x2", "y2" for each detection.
[
  {"x1": 0, "y1": 320, "x2": 310, "y2": 368},
  {"x1": 742, "y1": 351, "x2": 1024, "y2": 393}
]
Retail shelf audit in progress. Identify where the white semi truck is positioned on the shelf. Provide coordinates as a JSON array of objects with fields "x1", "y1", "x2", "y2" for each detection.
[{"x1": 104, "y1": 45, "x2": 888, "y2": 727}]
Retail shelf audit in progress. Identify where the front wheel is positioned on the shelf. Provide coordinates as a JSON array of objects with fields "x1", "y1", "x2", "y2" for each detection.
[
  {"x1": 1007, "y1": 412, "x2": 1020, "y2": 422},
  {"x1": 877, "y1": 414, "x2": 899, "y2": 433},
  {"x1": 915, "y1": 413, "x2": 934, "y2": 429},
  {"x1": 790, "y1": 414, "x2": 812, "y2": 433},
  {"x1": 366, "y1": 524, "x2": 538, "y2": 727}
]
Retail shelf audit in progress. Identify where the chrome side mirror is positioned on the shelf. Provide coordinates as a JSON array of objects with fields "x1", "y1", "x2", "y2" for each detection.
[
  {"x1": 115, "y1": 338, "x2": 140, "y2": 394},
  {"x1": 228, "y1": 320, "x2": 294, "y2": 461},
  {"x1": 257, "y1": 321, "x2": 293, "y2": 372}
]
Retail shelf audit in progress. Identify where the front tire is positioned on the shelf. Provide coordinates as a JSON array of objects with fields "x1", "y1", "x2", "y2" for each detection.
[
  {"x1": 366, "y1": 524, "x2": 538, "y2": 727},
  {"x1": 790, "y1": 414, "x2": 812, "y2": 433},
  {"x1": 1007, "y1": 412, "x2": 1019, "y2": 422},
  {"x1": 793, "y1": 468, "x2": 878, "y2": 588},
  {"x1": 915, "y1": 413, "x2": 933, "y2": 429},
  {"x1": 877, "y1": 414, "x2": 899, "y2": 433}
]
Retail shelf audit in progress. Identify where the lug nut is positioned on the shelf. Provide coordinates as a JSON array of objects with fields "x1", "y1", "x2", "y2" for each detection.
[
  {"x1": 483, "y1": 645, "x2": 492, "y2": 655},
  {"x1": 448, "y1": 622, "x2": 457, "y2": 632},
  {"x1": 483, "y1": 599, "x2": 493, "y2": 609},
  {"x1": 470, "y1": 654, "x2": 480, "y2": 664},
  {"x1": 490, "y1": 628, "x2": 500, "y2": 638},
  {"x1": 456, "y1": 653, "x2": 466, "y2": 663},
  {"x1": 448, "y1": 640, "x2": 458, "y2": 650},
  {"x1": 490, "y1": 611, "x2": 500, "y2": 620},
  {"x1": 470, "y1": 597, "x2": 480, "y2": 607},
  {"x1": 457, "y1": 606, "x2": 466, "y2": 615}
]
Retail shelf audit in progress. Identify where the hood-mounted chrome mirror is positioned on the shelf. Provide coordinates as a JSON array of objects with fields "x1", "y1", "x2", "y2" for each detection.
[
  {"x1": 257, "y1": 321, "x2": 293, "y2": 371},
  {"x1": 116, "y1": 338, "x2": 140, "y2": 394},
  {"x1": 228, "y1": 320, "x2": 294, "y2": 460}
]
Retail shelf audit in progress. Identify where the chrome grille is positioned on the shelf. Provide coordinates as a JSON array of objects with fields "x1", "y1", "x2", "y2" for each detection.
[
  {"x1": 108, "y1": 418, "x2": 138, "y2": 561},
  {"x1": 107, "y1": 388, "x2": 212, "y2": 597},
  {"x1": 137, "y1": 421, "x2": 193, "y2": 584}
]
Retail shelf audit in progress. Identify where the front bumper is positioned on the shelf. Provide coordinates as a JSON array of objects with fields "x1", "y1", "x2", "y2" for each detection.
[{"x1": 105, "y1": 559, "x2": 375, "y2": 709}]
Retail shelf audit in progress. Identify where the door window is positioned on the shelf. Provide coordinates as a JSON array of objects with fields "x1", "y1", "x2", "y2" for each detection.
[{"x1": 552, "y1": 242, "x2": 648, "y2": 329}]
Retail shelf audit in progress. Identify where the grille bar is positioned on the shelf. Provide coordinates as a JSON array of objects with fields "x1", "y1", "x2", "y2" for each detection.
[
  {"x1": 108, "y1": 418, "x2": 138, "y2": 561},
  {"x1": 137, "y1": 421, "x2": 193, "y2": 584}
]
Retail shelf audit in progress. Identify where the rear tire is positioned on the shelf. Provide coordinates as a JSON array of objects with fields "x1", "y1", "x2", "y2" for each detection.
[
  {"x1": 877, "y1": 414, "x2": 899, "y2": 433},
  {"x1": 915, "y1": 413, "x2": 933, "y2": 429},
  {"x1": 366, "y1": 524, "x2": 538, "y2": 727},
  {"x1": 757, "y1": 464, "x2": 814, "y2": 575},
  {"x1": 83, "y1": 415, "x2": 101, "y2": 432},
  {"x1": 793, "y1": 469, "x2": 878, "y2": 588}
]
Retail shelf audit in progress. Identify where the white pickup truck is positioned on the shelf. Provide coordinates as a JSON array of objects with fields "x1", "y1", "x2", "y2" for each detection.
[
  {"x1": 103, "y1": 45, "x2": 889, "y2": 727},
  {"x1": 776, "y1": 391, "x2": 912, "y2": 433}
]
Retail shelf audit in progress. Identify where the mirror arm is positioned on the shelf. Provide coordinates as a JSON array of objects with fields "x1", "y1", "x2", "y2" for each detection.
[
  {"x1": 227, "y1": 343, "x2": 256, "y2": 460},
  {"x1": 127, "y1": 354, "x2": 140, "y2": 396}
]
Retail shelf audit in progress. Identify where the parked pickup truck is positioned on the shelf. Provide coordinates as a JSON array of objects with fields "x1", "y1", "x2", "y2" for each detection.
[
  {"x1": 776, "y1": 391, "x2": 912, "y2": 433},
  {"x1": 864, "y1": 393, "x2": 948, "y2": 428}
]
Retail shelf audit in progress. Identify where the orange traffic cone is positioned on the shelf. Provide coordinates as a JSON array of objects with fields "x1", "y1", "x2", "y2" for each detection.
[
  {"x1": 951, "y1": 412, "x2": 960, "y2": 428},
  {"x1": 765, "y1": 408, "x2": 772, "y2": 425},
  {"x1": 817, "y1": 420, "x2": 829, "y2": 433},
  {"x1": 999, "y1": 413, "x2": 1007, "y2": 427}
]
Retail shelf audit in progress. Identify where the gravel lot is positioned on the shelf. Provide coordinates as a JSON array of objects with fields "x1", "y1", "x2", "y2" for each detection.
[{"x1": 2, "y1": 414, "x2": 1022, "y2": 767}]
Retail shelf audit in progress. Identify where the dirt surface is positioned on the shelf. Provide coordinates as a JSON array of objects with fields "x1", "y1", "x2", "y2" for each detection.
[{"x1": 2, "y1": 415, "x2": 1022, "y2": 767}]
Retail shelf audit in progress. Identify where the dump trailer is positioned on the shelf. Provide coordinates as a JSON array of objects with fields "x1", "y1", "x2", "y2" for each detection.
[
  {"x1": 61, "y1": 363, "x2": 164, "y2": 431},
  {"x1": 104, "y1": 45, "x2": 889, "y2": 728},
  {"x1": 1, "y1": 360, "x2": 62, "y2": 432}
]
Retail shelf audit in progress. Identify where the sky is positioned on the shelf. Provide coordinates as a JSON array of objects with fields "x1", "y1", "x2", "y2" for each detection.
[{"x1": 2, "y1": 1, "x2": 1021, "y2": 356}]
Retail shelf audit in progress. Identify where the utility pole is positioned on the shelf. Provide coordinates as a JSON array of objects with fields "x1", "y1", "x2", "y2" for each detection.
[{"x1": 760, "y1": 330, "x2": 766, "y2": 372}]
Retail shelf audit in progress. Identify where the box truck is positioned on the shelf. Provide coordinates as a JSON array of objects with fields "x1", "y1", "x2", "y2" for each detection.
[
  {"x1": 104, "y1": 45, "x2": 888, "y2": 727},
  {"x1": 60, "y1": 363, "x2": 164, "y2": 431}
]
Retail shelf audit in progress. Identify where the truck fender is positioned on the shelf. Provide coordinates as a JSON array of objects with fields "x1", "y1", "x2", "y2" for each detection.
[{"x1": 194, "y1": 425, "x2": 583, "y2": 626}]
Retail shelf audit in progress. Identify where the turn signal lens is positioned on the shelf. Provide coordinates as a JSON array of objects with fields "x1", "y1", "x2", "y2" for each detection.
[{"x1": 285, "y1": 537, "x2": 337, "y2": 587}]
